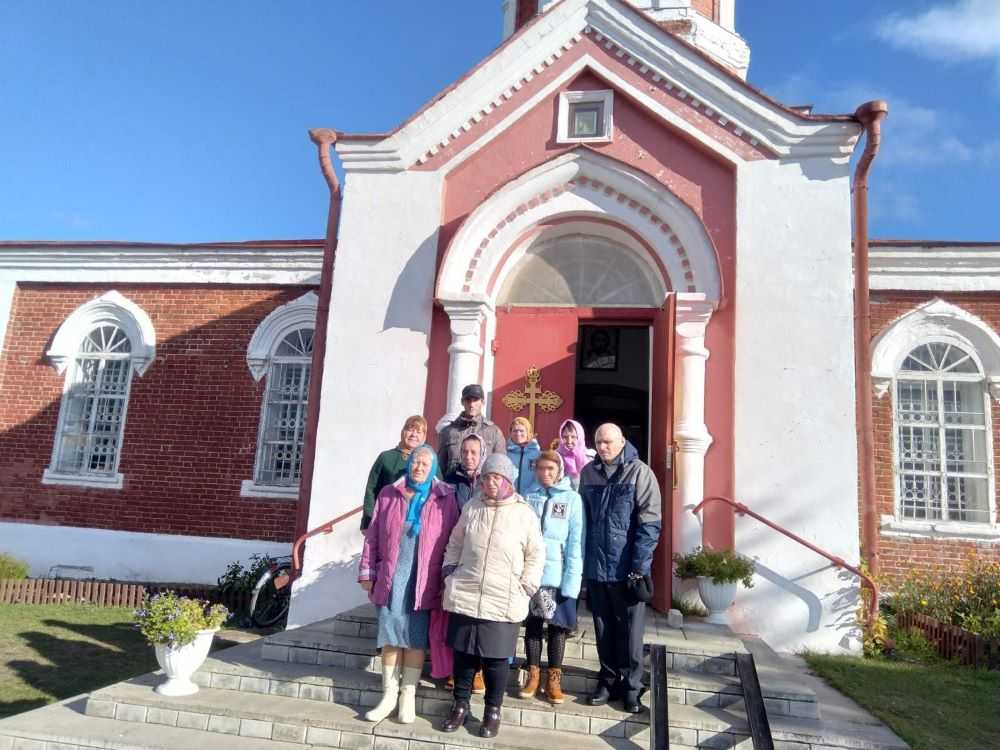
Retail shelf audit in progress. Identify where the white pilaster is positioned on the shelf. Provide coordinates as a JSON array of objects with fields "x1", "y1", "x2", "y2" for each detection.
[
  {"x1": 0, "y1": 281, "x2": 15, "y2": 359},
  {"x1": 673, "y1": 293, "x2": 715, "y2": 558},
  {"x1": 440, "y1": 296, "x2": 493, "y2": 428}
]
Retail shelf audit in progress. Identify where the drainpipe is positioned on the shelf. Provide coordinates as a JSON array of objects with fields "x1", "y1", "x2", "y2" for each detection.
[
  {"x1": 294, "y1": 128, "x2": 342, "y2": 543},
  {"x1": 852, "y1": 100, "x2": 888, "y2": 579}
]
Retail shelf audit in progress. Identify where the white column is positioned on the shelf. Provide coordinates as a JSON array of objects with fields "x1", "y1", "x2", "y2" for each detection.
[
  {"x1": 673, "y1": 293, "x2": 715, "y2": 558},
  {"x1": 439, "y1": 296, "x2": 492, "y2": 429}
]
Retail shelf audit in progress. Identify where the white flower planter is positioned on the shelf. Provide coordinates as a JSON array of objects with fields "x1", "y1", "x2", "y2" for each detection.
[
  {"x1": 696, "y1": 577, "x2": 738, "y2": 625},
  {"x1": 153, "y1": 628, "x2": 217, "y2": 696}
]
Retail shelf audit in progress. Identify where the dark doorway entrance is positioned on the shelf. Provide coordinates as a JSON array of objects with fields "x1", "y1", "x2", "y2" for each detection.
[{"x1": 574, "y1": 324, "x2": 651, "y2": 459}]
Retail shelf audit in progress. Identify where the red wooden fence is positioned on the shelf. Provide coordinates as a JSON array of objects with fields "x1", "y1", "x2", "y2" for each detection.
[
  {"x1": 0, "y1": 578, "x2": 251, "y2": 613},
  {"x1": 897, "y1": 611, "x2": 1000, "y2": 670}
]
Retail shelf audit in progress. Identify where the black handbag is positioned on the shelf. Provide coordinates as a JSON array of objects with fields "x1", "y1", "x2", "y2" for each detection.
[{"x1": 625, "y1": 573, "x2": 654, "y2": 604}]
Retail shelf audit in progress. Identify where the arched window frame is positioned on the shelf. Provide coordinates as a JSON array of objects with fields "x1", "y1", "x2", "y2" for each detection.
[
  {"x1": 43, "y1": 291, "x2": 156, "y2": 490},
  {"x1": 242, "y1": 292, "x2": 318, "y2": 499},
  {"x1": 872, "y1": 299, "x2": 1000, "y2": 538}
]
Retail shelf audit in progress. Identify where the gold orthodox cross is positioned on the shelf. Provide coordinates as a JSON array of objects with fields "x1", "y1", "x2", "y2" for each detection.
[{"x1": 501, "y1": 366, "x2": 563, "y2": 432}]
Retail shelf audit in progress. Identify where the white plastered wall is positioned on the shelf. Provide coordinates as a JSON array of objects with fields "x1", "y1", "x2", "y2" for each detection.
[
  {"x1": 732, "y1": 157, "x2": 862, "y2": 653},
  {"x1": 0, "y1": 522, "x2": 290, "y2": 584},
  {"x1": 287, "y1": 169, "x2": 445, "y2": 628}
]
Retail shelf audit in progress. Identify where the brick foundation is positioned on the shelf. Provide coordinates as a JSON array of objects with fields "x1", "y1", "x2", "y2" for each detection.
[
  {"x1": 0, "y1": 283, "x2": 316, "y2": 543},
  {"x1": 871, "y1": 291, "x2": 1000, "y2": 583}
]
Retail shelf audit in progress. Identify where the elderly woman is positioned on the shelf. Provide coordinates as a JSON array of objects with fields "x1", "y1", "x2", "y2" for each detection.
[
  {"x1": 358, "y1": 445, "x2": 459, "y2": 724},
  {"x1": 520, "y1": 451, "x2": 583, "y2": 705},
  {"x1": 556, "y1": 419, "x2": 593, "y2": 490},
  {"x1": 440, "y1": 454, "x2": 545, "y2": 738},
  {"x1": 506, "y1": 417, "x2": 541, "y2": 497},
  {"x1": 361, "y1": 415, "x2": 436, "y2": 530}
]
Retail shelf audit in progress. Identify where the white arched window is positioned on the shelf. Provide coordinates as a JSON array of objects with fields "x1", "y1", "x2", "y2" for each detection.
[
  {"x1": 895, "y1": 342, "x2": 992, "y2": 525},
  {"x1": 44, "y1": 291, "x2": 156, "y2": 489},
  {"x1": 243, "y1": 293, "x2": 317, "y2": 499},
  {"x1": 873, "y1": 299, "x2": 1000, "y2": 536}
]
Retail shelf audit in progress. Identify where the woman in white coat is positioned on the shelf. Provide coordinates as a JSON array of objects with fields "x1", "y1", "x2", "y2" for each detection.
[{"x1": 440, "y1": 453, "x2": 545, "y2": 739}]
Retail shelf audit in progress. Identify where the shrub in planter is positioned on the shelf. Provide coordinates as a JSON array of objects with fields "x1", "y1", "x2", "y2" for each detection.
[
  {"x1": 0, "y1": 553, "x2": 29, "y2": 580},
  {"x1": 134, "y1": 592, "x2": 229, "y2": 696},
  {"x1": 674, "y1": 547, "x2": 755, "y2": 625}
]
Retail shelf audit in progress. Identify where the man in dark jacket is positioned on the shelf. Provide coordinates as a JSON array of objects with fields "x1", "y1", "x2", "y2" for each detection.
[
  {"x1": 579, "y1": 423, "x2": 662, "y2": 714},
  {"x1": 437, "y1": 384, "x2": 505, "y2": 475},
  {"x1": 443, "y1": 434, "x2": 485, "y2": 510}
]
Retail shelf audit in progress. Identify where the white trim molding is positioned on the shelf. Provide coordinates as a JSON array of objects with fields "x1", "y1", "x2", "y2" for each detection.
[
  {"x1": 436, "y1": 150, "x2": 723, "y2": 304},
  {"x1": 869, "y1": 243, "x2": 1000, "y2": 292},
  {"x1": 41, "y1": 469, "x2": 124, "y2": 490},
  {"x1": 246, "y1": 292, "x2": 319, "y2": 381},
  {"x1": 557, "y1": 89, "x2": 614, "y2": 144},
  {"x1": 46, "y1": 291, "x2": 156, "y2": 377},
  {"x1": 871, "y1": 298, "x2": 1000, "y2": 403},
  {"x1": 880, "y1": 515, "x2": 1000, "y2": 543},
  {"x1": 240, "y1": 480, "x2": 299, "y2": 501}
]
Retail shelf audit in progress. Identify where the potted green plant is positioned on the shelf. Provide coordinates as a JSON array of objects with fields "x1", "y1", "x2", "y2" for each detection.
[
  {"x1": 673, "y1": 547, "x2": 755, "y2": 625},
  {"x1": 134, "y1": 592, "x2": 229, "y2": 696}
]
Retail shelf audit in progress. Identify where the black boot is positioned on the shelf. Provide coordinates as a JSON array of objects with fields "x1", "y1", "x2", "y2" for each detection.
[
  {"x1": 588, "y1": 681, "x2": 622, "y2": 706},
  {"x1": 479, "y1": 705, "x2": 502, "y2": 738},
  {"x1": 441, "y1": 700, "x2": 470, "y2": 733},
  {"x1": 623, "y1": 689, "x2": 643, "y2": 714}
]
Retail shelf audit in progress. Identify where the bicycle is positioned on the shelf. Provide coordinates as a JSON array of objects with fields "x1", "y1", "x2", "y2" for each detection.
[{"x1": 248, "y1": 554, "x2": 293, "y2": 628}]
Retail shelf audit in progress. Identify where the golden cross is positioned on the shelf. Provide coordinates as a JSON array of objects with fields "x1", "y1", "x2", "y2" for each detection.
[{"x1": 501, "y1": 366, "x2": 563, "y2": 433}]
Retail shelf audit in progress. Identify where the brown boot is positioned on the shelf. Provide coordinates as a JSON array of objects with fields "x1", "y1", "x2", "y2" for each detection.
[
  {"x1": 519, "y1": 665, "x2": 541, "y2": 699},
  {"x1": 544, "y1": 667, "x2": 565, "y2": 705},
  {"x1": 472, "y1": 669, "x2": 486, "y2": 695}
]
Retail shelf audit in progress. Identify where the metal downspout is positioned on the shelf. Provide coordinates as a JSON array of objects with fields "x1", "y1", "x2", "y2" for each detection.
[
  {"x1": 294, "y1": 128, "x2": 342, "y2": 544},
  {"x1": 852, "y1": 100, "x2": 889, "y2": 579}
]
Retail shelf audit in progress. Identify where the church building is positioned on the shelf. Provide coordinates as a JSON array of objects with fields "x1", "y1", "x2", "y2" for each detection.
[{"x1": 1, "y1": 0, "x2": 998, "y2": 655}]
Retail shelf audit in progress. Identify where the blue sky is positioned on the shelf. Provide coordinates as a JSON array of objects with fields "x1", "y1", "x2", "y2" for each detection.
[{"x1": 1, "y1": 0, "x2": 998, "y2": 242}]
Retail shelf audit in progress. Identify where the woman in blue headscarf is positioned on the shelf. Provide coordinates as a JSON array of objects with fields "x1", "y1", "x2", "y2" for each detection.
[{"x1": 359, "y1": 445, "x2": 459, "y2": 724}]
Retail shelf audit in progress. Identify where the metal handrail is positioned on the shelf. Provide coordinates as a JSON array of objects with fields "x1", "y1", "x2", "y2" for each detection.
[
  {"x1": 692, "y1": 496, "x2": 880, "y2": 633},
  {"x1": 291, "y1": 505, "x2": 363, "y2": 578}
]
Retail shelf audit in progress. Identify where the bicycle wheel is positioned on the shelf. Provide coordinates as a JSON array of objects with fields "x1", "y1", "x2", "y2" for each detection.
[{"x1": 250, "y1": 568, "x2": 291, "y2": 628}]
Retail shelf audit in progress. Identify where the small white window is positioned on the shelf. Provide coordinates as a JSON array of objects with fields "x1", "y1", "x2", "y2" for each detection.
[
  {"x1": 894, "y1": 342, "x2": 994, "y2": 525},
  {"x1": 557, "y1": 90, "x2": 614, "y2": 144},
  {"x1": 43, "y1": 291, "x2": 155, "y2": 490},
  {"x1": 242, "y1": 292, "x2": 318, "y2": 499},
  {"x1": 253, "y1": 328, "x2": 313, "y2": 490}
]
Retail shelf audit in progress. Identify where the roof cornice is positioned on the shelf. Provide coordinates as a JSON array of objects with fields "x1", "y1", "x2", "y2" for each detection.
[
  {"x1": 0, "y1": 243, "x2": 324, "y2": 285},
  {"x1": 334, "y1": 0, "x2": 861, "y2": 173}
]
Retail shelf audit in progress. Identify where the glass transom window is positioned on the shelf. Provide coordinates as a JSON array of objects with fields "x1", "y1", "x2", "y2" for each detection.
[
  {"x1": 895, "y1": 342, "x2": 993, "y2": 524},
  {"x1": 569, "y1": 102, "x2": 604, "y2": 139},
  {"x1": 254, "y1": 328, "x2": 314, "y2": 487},
  {"x1": 53, "y1": 324, "x2": 134, "y2": 478}
]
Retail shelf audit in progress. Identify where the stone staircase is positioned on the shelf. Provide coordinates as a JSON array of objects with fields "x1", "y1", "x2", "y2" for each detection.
[{"x1": 0, "y1": 605, "x2": 909, "y2": 750}]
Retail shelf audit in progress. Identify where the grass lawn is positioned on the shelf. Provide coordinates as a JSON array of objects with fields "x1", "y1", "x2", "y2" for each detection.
[
  {"x1": 805, "y1": 652, "x2": 1000, "y2": 750},
  {"x1": 0, "y1": 603, "x2": 157, "y2": 719}
]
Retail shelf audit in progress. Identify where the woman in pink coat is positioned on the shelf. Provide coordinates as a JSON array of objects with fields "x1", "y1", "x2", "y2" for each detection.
[{"x1": 359, "y1": 445, "x2": 459, "y2": 724}]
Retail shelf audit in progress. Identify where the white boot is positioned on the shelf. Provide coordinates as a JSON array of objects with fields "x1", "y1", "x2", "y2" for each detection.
[
  {"x1": 397, "y1": 666, "x2": 422, "y2": 724},
  {"x1": 365, "y1": 664, "x2": 400, "y2": 722}
]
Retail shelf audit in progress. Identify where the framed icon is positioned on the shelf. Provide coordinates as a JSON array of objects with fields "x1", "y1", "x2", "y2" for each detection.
[{"x1": 579, "y1": 326, "x2": 619, "y2": 371}]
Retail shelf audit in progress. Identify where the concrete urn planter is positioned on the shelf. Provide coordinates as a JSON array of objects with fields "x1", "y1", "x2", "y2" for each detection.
[
  {"x1": 153, "y1": 629, "x2": 217, "y2": 696},
  {"x1": 696, "y1": 577, "x2": 738, "y2": 625}
]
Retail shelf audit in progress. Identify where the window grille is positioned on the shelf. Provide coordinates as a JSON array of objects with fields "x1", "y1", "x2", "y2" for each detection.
[
  {"x1": 497, "y1": 233, "x2": 661, "y2": 306},
  {"x1": 254, "y1": 328, "x2": 313, "y2": 487},
  {"x1": 53, "y1": 324, "x2": 134, "y2": 477},
  {"x1": 895, "y1": 342, "x2": 992, "y2": 524}
]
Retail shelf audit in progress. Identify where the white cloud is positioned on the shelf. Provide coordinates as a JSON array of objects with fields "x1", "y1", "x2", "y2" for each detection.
[{"x1": 877, "y1": 0, "x2": 1000, "y2": 63}]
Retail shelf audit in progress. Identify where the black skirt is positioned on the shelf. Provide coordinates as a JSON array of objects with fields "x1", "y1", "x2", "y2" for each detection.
[{"x1": 447, "y1": 614, "x2": 520, "y2": 659}]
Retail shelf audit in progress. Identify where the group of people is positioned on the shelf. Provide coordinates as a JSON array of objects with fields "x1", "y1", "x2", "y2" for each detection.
[{"x1": 358, "y1": 383, "x2": 662, "y2": 738}]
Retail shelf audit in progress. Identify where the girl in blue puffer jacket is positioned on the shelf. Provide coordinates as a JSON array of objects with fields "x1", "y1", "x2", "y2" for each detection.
[{"x1": 519, "y1": 450, "x2": 584, "y2": 705}]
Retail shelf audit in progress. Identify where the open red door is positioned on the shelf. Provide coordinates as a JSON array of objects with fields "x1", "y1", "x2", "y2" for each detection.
[
  {"x1": 649, "y1": 296, "x2": 676, "y2": 612},
  {"x1": 492, "y1": 307, "x2": 579, "y2": 447}
]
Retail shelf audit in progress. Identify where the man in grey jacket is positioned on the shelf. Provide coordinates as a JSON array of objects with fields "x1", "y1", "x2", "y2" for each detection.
[
  {"x1": 437, "y1": 384, "x2": 506, "y2": 475},
  {"x1": 579, "y1": 423, "x2": 662, "y2": 714}
]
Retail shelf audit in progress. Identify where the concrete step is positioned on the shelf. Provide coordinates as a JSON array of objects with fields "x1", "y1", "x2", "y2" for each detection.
[
  {"x1": 267, "y1": 622, "x2": 741, "y2": 677},
  {"x1": 0, "y1": 696, "x2": 309, "y2": 750},
  {"x1": 203, "y1": 641, "x2": 818, "y2": 719},
  {"x1": 82, "y1": 679, "x2": 907, "y2": 750}
]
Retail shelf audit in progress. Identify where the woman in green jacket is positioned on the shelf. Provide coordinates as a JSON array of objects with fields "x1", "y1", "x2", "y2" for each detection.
[{"x1": 361, "y1": 415, "x2": 432, "y2": 530}]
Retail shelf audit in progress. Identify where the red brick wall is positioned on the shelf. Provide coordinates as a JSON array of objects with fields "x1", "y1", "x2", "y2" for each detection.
[
  {"x1": 0, "y1": 283, "x2": 316, "y2": 543},
  {"x1": 871, "y1": 291, "x2": 1000, "y2": 583},
  {"x1": 691, "y1": 0, "x2": 719, "y2": 23}
]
